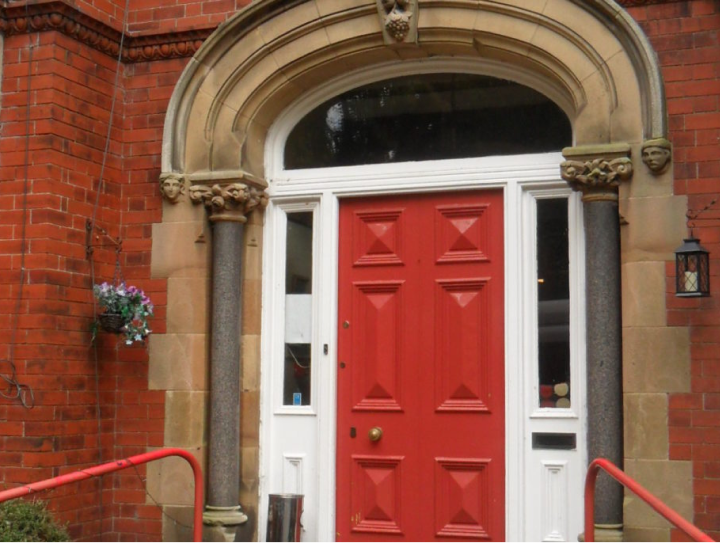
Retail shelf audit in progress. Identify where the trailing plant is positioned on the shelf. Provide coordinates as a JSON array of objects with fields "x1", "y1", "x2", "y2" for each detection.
[
  {"x1": 93, "y1": 282, "x2": 154, "y2": 345},
  {"x1": 0, "y1": 500, "x2": 70, "y2": 542}
]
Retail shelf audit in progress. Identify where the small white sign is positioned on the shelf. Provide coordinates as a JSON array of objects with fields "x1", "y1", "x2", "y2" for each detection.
[{"x1": 285, "y1": 294, "x2": 312, "y2": 343}]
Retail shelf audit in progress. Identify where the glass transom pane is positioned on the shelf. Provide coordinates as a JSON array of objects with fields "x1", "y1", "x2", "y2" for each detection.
[{"x1": 285, "y1": 73, "x2": 572, "y2": 169}]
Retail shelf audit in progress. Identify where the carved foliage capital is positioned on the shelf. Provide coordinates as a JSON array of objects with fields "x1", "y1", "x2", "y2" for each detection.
[
  {"x1": 189, "y1": 183, "x2": 268, "y2": 222},
  {"x1": 377, "y1": 0, "x2": 418, "y2": 44},
  {"x1": 560, "y1": 157, "x2": 633, "y2": 195}
]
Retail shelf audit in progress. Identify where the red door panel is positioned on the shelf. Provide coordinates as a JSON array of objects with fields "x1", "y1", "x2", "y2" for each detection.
[{"x1": 337, "y1": 191, "x2": 504, "y2": 541}]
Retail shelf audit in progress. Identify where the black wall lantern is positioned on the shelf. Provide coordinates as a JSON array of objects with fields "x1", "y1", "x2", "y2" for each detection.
[{"x1": 675, "y1": 236, "x2": 710, "y2": 297}]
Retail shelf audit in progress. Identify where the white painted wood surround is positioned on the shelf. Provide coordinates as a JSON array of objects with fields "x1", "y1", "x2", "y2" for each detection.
[{"x1": 259, "y1": 62, "x2": 588, "y2": 542}]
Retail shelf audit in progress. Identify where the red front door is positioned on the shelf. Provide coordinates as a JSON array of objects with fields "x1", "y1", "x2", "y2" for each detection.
[{"x1": 336, "y1": 190, "x2": 505, "y2": 541}]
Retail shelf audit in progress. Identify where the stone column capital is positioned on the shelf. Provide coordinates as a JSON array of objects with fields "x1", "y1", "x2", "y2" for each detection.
[
  {"x1": 560, "y1": 144, "x2": 633, "y2": 202},
  {"x1": 189, "y1": 182, "x2": 268, "y2": 223}
]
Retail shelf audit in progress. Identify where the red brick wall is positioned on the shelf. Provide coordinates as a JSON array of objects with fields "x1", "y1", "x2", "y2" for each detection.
[
  {"x1": 0, "y1": 0, "x2": 251, "y2": 533},
  {"x1": 0, "y1": 25, "x2": 183, "y2": 543},
  {"x1": 0, "y1": 0, "x2": 717, "y2": 541},
  {"x1": 0, "y1": 27, "x2": 125, "y2": 540},
  {"x1": 126, "y1": 0, "x2": 249, "y2": 34},
  {"x1": 628, "y1": 0, "x2": 720, "y2": 540}
]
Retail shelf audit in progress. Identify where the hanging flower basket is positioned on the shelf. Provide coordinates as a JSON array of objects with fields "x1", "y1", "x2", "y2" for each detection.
[
  {"x1": 98, "y1": 312, "x2": 126, "y2": 333},
  {"x1": 92, "y1": 282, "x2": 154, "y2": 345}
]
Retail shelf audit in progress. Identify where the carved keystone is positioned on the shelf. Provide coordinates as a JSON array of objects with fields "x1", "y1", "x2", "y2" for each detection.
[{"x1": 377, "y1": 0, "x2": 418, "y2": 45}]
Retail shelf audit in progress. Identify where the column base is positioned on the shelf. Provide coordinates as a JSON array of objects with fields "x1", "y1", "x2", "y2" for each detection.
[
  {"x1": 203, "y1": 505, "x2": 249, "y2": 526},
  {"x1": 578, "y1": 524, "x2": 623, "y2": 543},
  {"x1": 202, "y1": 524, "x2": 240, "y2": 543}
]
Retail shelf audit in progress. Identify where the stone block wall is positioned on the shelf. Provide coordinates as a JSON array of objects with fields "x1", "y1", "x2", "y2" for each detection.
[{"x1": 624, "y1": 1, "x2": 720, "y2": 540}]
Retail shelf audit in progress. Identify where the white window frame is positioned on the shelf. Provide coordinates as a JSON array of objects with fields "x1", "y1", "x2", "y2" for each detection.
[
  {"x1": 269, "y1": 201, "x2": 322, "y2": 416},
  {"x1": 260, "y1": 59, "x2": 586, "y2": 542}
]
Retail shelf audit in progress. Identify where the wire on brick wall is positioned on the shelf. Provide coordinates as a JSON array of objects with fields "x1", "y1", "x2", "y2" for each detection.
[
  {"x1": 687, "y1": 197, "x2": 719, "y2": 233},
  {"x1": 84, "y1": 0, "x2": 131, "y2": 532},
  {"x1": 83, "y1": 0, "x2": 192, "y2": 534},
  {"x1": 0, "y1": 1, "x2": 36, "y2": 410}
]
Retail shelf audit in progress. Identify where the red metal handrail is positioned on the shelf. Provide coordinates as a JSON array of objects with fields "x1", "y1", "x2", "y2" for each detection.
[
  {"x1": 585, "y1": 458, "x2": 713, "y2": 542},
  {"x1": 0, "y1": 448, "x2": 203, "y2": 542}
]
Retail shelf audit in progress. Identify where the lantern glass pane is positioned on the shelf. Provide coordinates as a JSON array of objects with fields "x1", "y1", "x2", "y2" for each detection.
[
  {"x1": 676, "y1": 246, "x2": 710, "y2": 297},
  {"x1": 698, "y1": 252, "x2": 710, "y2": 295},
  {"x1": 684, "y1": 255, "x2": 700, "y2": 293}
]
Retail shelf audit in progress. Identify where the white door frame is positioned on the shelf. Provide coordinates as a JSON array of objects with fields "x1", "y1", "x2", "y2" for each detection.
[{"x1": 259, "y1": 61, "x2": 587, "y2": 542}]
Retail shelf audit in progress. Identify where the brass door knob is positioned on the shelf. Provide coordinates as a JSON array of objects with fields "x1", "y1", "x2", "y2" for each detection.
[{"x1": 368, "y1": 427, "x2": 383, "y2": 442}]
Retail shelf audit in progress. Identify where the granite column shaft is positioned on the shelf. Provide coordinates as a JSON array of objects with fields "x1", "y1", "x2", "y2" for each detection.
[
  {"x1": 208, "y1": 219, "x2": 244, "y2": 508},
  {"x1": 187, "y1": 181, "x2": 268, "y2": 532},
  {"x1": 584, "y1": 198, "x2": 623, "y2": 527}
]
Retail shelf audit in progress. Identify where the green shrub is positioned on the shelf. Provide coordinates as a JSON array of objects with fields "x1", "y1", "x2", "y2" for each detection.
[{"x1": 0, "y1": 500, "x2": 70, "y2": 542}]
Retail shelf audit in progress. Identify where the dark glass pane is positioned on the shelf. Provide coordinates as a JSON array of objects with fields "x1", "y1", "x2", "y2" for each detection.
[
  {"x1": 537, "y1": 198, "x2": 571, "y2": 408},
  {"x1": 285, "y1": 73, "x2": 571, "y2": 169},
  {"x1": 284, "y1": 211, "x2": 314, "y2": 406},
  {"x1": 285, "y1": 212, "x2": 313, "y2": 294},
  {"x1": 283, "y1": 344, "x2": 311, "y2": 406}
]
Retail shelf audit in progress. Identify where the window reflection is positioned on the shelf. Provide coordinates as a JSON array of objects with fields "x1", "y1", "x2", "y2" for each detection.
[
  {"x1": 284, "y1": 212, "x2": 313, "y2": 406},
  {"x1": 537, "y1": 199, "x2": 570, "y2": 408},
  {"x1": 286, "y1": 73, "x2": 571, "y2": 169}
]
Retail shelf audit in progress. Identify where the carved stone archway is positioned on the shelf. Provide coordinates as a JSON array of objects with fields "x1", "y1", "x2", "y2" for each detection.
[
  {"x1": 163, "y1": 0, "x2": 666, "y2": 181},
  {"x1": 155, "y1": 1, "x2": 687, "y2": 540}
]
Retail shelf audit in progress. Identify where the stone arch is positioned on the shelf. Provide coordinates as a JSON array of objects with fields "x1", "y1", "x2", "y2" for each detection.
[{"x1": 162, "y1": 0, "x2": 666, "y2": 182}]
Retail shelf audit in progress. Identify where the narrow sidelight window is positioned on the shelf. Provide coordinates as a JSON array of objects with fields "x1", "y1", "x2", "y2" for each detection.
[
  {"x1": 283, "y1": 212, "x2": 313, "y2": 406},
  {"x1": 537, "y1": 198, "x2": 571, "y2": 408}
]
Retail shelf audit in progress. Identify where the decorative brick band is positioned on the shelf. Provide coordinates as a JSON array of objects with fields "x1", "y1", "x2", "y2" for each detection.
[
  {"x1": 0, "y1": 0, "x2": 685, "y2": 62},
  {"x1": 0, "y1": 0, "x2": 213, "y2": 62}
]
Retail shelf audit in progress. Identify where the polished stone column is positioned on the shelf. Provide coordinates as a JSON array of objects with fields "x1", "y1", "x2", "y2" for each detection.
[
  {"x1": 561, "y1": 145, "x2": 633, "y2": 541},
  {"x1": 189, "y1": 182, "x2": 268, "y2": 532}
]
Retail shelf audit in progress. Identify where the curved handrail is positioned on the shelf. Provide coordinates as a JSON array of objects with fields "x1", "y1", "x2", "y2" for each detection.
[
  {"x1": 0, "y1": 448, "x2": 203, "y2": 542},
  {"x1": 585, "y1": 458, "x2": 713, "y2": 542}
]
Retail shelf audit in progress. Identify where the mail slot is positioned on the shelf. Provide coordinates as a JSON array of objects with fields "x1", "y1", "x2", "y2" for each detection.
[{"x1": 532, "y1": 432, "x2": 576, "y2": 450}]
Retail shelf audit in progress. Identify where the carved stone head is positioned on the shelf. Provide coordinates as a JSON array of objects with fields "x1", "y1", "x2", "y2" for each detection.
[
  {"x1": 641, "y1": 138, "x2": 672, "y2": 174},
  {"x1": 159, "y1": 173, "x2": 186, "y2": 203}
]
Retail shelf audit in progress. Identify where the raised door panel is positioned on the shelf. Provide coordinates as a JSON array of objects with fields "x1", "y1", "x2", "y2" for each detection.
[
  {"x1": 435, "y1": 279, "x2": 491, "y2": 413},
  {"x1": 435, "y1": 458, "x2": 492, "y2": 540},
  {"x1": 350, "y1": 282, "x2": 405, "y2": 412},
  {"x1": 435, "y1": 204, "x2": 490, "y2": 264},
  {"x1": 350, "y1": 456, "x2": 404, "y2": 535},
  {"x1": 353, "y1": 209, "x2": 405, "y2": 267}
]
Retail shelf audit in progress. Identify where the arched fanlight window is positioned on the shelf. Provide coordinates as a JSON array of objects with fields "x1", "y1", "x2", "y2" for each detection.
[{"x1": 285, "y1": 73, "x2": 572, "y2": 170}]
